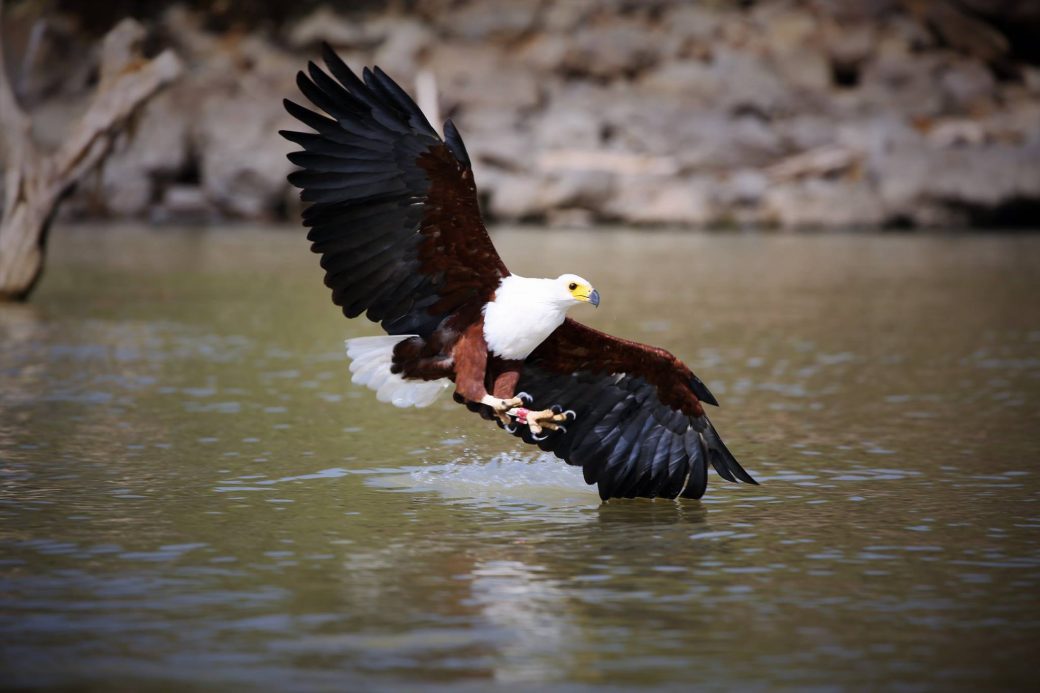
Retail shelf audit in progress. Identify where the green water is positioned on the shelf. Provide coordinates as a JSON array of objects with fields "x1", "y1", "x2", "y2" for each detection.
[{"x1": 1, "y1": 225, "x2": 1038, "y2": 690}]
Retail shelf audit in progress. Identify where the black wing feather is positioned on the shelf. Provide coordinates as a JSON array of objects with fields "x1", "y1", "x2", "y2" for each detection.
[
  {"x1": 443, "y1": 119, "x2": 472, "y2": 169},
  {"x1": 494, "y1": 320, "x2": 756, "y2": 501},
  {"x1": 283, "y1": 47, "x2": 507, "y2": 337}
]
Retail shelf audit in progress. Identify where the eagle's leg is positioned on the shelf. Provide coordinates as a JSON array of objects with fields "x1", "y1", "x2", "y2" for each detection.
[
  {"x1": 454, "y1": 322, "x2": 521, "y2": 424},
  {"x1": 481, "y1": 394, "x2": 524, "y2": 425},
  {"x1": 488, "y1": 362, "x2": 575, "y2": 435},
  {"x1": 486, "y1": 362, "x2": 526, "y2": 425}
]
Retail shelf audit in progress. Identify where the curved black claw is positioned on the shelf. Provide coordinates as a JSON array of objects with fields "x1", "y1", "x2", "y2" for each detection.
[
  {"x1": 516, "y1": 392, "x2": 533, "y2": 405},
  {"x1": 550, "y1": 404, "x2": 563, "y2": 415},
  {"x1": 531, "y1": 422, "x2": 567, "y2": 441},
  {"x1": 563, "y1": 409, "x2": 577, "y2": 423},
  {"x1": 505, "y1": 422, "x2": 519, "y2": 434}
]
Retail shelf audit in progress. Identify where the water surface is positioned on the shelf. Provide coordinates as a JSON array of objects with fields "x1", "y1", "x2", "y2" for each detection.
[{"x1": 1, "y1": 225, "x2": 1039, "y2": 690}]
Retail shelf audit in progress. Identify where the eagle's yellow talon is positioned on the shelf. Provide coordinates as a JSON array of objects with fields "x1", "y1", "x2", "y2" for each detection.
[
  {"x1": 526, "y1": 408, "x2": 563, "y2": 434},
  {"x1": 479, "y1": 395, "x2": 525, "y2": 426}
]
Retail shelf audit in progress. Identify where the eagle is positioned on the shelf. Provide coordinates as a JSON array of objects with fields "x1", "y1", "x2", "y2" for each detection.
[{"x1": 282, "y1": 45, "x2": 757, "y2": 501}]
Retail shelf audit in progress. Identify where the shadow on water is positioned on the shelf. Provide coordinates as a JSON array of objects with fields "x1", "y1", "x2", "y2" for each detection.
[{"x1": 596, "y1": 496, "x2": 708, "y2": 528}]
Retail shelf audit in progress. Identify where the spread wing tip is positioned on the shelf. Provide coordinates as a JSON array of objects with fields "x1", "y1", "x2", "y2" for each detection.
[
  {"x1": 690, "y1": 374, "x2": 719, "y2": 407},
  {"x1": 702, "y1": 420, "x2": 757, "y2": 485},
  {"x1": 443, "y1": 119, "x2": 472, "y2": 170}
]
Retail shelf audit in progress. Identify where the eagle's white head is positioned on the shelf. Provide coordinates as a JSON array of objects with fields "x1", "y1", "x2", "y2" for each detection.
[
  {"x1": 482, "y1": 273, "x2": 600, "y2": 359},
  {"x1": 552, "y1": 274, "x2": 601, "y2": 308}
]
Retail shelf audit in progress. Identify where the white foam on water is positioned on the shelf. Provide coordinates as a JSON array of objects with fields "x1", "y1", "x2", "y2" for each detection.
[{"x1": 367, "y1": 451, "x2": 599, "y2": 513}]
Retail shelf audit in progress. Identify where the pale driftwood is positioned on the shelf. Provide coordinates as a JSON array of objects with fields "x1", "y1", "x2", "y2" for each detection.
[
  {"x1": 765, "y1": 145, "x2": 860, "y2": 181},
  {"x1": 415, "y1": 69, "x2": 441, "y2": 137},
  {"x1": 0, "y1": 11, "x2": 181, "y2": 301}
]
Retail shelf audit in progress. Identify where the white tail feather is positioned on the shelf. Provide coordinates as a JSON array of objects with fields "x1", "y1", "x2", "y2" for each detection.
[{"x1": 344, "y1": 336, "x2": 450, "y2": 409}]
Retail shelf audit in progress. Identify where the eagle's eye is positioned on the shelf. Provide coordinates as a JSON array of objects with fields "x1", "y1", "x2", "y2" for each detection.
[{"x1": 568, "y1": 282, "x2": 578, "y2": 291}]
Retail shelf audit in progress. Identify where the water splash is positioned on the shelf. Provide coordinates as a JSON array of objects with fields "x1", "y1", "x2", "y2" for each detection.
[{"x1": 367, "y1": 451, "x2": 597, "y2": 508}]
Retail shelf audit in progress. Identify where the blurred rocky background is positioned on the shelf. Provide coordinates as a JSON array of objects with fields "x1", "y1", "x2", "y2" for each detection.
[{"x1": 4, "y1": 0, "x2": 1040, "y2": 229}]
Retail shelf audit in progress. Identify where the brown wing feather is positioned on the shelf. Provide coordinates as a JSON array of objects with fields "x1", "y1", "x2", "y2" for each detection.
[
  {"x1": 417, "y1": 142, "x2": 509, "y2": 305},
  {"x1": 282, "y1": 45, "x2": 508, "y2": 338},
  {"x1": 499, "y1": 318, "x2": 756, "y2": 500},
  {"x1": 528, "y1": 319, "x2": 711, "y2": 416}
]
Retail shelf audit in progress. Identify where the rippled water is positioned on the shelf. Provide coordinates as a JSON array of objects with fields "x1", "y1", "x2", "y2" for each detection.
[{"x1": 1, "y1": 225, "x2": 1038, "y2": 690}]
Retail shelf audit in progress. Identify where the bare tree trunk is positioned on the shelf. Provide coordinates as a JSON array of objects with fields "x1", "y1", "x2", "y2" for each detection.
[{"x1": 0, "y1": 7, "x2": 181, "y2": 301}]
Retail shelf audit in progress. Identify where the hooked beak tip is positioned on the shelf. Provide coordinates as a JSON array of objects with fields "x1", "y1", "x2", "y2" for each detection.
[{"x1": 589, "y1": 288, "x2": 600, "y2": 308}]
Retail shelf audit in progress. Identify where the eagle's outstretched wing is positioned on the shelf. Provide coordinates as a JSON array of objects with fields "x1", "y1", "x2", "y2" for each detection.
[
  {"x1": 285, "y1": 50, "x2": 752, "y2": 501},
  {"x1": 483, "y1": 319, "x2": 757, "y2": 500},
  {"x1": 282, "y1": 44, "x2": 508, "y2": 337}
]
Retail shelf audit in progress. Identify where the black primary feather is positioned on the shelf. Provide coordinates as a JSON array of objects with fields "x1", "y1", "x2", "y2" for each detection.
[
  {"x1": 510, "y1": 364, "x2": 753, "y2": 501},
  {"x1": 283, "y1": 48, "x2": 508, "y2": 337}
]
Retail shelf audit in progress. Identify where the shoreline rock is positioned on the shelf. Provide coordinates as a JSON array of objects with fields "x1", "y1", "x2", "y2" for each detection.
[{"x1": 10, "y1": 0, "x2": 1040, "y2": 230}]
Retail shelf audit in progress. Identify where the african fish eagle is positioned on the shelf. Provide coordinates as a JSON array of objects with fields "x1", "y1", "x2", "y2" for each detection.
[{"x1": 282, "y1": 45, "x2": 757, "y2": 501}]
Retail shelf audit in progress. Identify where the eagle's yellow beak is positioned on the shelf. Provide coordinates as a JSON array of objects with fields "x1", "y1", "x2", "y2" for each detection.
[{"x1": 573, "y1": 287, "x2": 600, "y2": 307}]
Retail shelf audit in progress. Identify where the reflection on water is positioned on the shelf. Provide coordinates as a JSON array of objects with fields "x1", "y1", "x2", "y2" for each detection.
[{"x1": 1, "y1": 224, "x2": 1039, "y2": 690}]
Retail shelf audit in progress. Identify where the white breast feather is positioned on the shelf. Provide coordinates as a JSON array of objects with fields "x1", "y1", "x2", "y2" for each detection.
[{"x1": 483, "y1": 276, "x2": 569, "y2": 360}]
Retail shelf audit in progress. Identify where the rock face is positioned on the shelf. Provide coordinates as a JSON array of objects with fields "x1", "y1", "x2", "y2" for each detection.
[{"x1": 16, "y1": 0, "x2": 1040, "y2": 229}]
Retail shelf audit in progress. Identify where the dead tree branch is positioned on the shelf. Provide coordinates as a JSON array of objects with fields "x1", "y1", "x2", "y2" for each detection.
[{"x1": 0, "y1": 9, "x2": 181, "y2": 301}]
